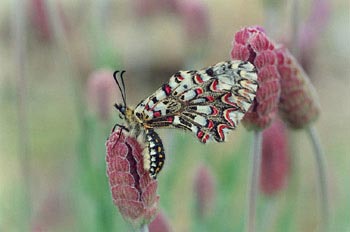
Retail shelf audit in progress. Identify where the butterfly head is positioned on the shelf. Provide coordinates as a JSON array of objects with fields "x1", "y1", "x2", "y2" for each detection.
[{"x1": 114, "y1": 103, "x2": 126, "y2": 116}]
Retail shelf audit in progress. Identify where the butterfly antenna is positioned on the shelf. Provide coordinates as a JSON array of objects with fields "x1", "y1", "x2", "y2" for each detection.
[
  {"x1": 113, "y1": 70, "x2": 127, "y2": 107},
  {"x1": 112, "y1": 70, "x2": 130, "y2": 142},
  {"x1": 120, "y1": 70, "x2": 127, "y2": 106}
]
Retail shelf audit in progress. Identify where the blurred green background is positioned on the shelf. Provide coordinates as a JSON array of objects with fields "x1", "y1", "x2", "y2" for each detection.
[{"x1": 0, "y1": 0, "x2": 349, "y2": 231}]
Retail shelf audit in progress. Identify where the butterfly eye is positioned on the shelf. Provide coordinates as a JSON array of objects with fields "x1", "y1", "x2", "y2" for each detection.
[{"x1": 114, "y1": 103, "x2": 126, "y2": 116}]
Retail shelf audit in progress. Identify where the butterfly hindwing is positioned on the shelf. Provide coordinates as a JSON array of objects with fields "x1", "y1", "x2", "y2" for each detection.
[{"x1": 134, "y1": 60, "x2": 258, "y2": 143}]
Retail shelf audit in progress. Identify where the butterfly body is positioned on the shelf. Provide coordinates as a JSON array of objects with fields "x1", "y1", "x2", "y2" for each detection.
[{"x1": 114, "y1": 60, "x2": 258, "y2": 179}]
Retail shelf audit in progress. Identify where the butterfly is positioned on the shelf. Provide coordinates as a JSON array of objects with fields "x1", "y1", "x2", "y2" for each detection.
[{"x1": 113, "y1": 60, "x2": 258, "y2": 179}]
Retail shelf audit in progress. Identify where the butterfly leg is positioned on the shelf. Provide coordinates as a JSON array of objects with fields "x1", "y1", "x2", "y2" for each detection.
[
  {"x1": 110, "y1": 123, "x2": 130, "y2": 144},
  {"x1": 111, "y1": 123, "x2": 129, "y2": 133}
]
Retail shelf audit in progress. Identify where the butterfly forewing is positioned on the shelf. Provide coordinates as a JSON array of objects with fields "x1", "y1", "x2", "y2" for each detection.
[{"x1": 134, "y1": 60, "x2": 258, "y2": 143}]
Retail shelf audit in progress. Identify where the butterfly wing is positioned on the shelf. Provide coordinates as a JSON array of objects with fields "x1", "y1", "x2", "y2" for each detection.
[{"x1": 134, "y1": 60, "x2": 258, "y2": 143}]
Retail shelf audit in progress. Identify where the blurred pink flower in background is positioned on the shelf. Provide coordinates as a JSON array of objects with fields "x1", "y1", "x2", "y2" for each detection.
[
  {"x1": 106, "y1": 128, "x2": 159, "y2": 229},
  {"x1": 149, "y1": 210, "x2": 172, "y2": 232},
  {"x1": 260, "y1": 118, "x2": 290, "y2": 195},
  {"x1": 178, "y1": 0, "x2": 210, "y2": 41},
  {"x1": 133, "y1": 0, "x2": 179, "y2": 17},
  {"x1": 297, "y1": 0, "x2": 330, "y2": 73},
  {"x1": 31, "y1": 188, "x2": 68, "y2": 232},
  {"x1": 87, "y1": 69, "x2": 119, "y2": 122},
  {"x1": 132, "y1": 0, "x2": 210, "y2": 34},
  {"x1": 133, "y1": 0, "x2": 160, "y2": 17},
  {"x1": 274, "y1": 46, "x2": 320, "y2": 129},
  {"x1": 29, "y1": 0, "x2": 52, "y2": 41},
  {"x1": 29, "y1": 0, "x2": 69, "y2": 42},
  {"x1": 231, "y1": 26, "x2": 281, "y2": 130},
  {"x1": 193, "y1": 163, "x2": 216, "y2": 219}
]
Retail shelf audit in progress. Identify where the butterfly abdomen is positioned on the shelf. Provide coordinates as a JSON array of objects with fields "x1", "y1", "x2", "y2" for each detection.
[{"x1": 143, "y1": 128, "x2": 165, "y2": 179}]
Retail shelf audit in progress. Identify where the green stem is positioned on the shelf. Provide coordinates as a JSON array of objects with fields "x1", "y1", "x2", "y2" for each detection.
[
  {"x1": 139, "y1": 224, "x2": 149, "y2": 232},
  {"x1": 246, "y1": 131, "x2": 263, "y2": 232},
  {"x1": 307, "y1": 126, "x2": 330, "y2": 231},
  {"x1": 12, "y1": 0, "x2": 31, "y2": 227}
]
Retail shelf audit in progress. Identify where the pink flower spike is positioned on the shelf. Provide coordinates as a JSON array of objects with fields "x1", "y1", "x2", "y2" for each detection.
[
  {"x1": 297, "y1": 0, "x2": 330, "y2": 73},
  {"x1": 260, "y1": 118, "x2": 289, "y2": 195},
  {"x1": 275, "y1": 46, "x2": 320, "y2": 128},
  {"x1": 193, "y1": 163, "x2": 216, "y2": 219},
  {"x1": 149, "y1": 210, "x2": 172, "y2": 232},
  {"x1": 87, "y1": 69, "x2": 120, "y2": 122},
  {"x1": 231, "y1": 26, "x2": 281, "y2": 130},
  {"x1": 29, "y1": 0, "x2": 69, "y2": 42},
  {"x1": 133, "y1": 0, "x2": 179, "y2": 17},
  {"x1": 178, "y1": 0, "x2": 210, "y2": 41},
  {"x1": 106, "y1": 127, "x2": 159, "y2": 229},
  {"x1": 30, "y1": 0, "x2": 52, "y2": 41}
]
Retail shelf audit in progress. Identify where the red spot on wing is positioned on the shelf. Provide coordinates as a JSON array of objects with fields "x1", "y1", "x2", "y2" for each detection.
[
  {"x1": 202, "y1": 134, "x2": 210, "y2": 143},
  {"x1": 163, "y1": 84, "x2": 172, "y2": 96},
  {"x1": 194, "y1": 74, "x2": 204, "y2": 84},
  {"x1": 217, "y1": 124, "x2": 230, "y2": 141},
  {"x1": 197, "y1": 130, "x2": 204, "y2": 139},
  {"x1": 195, "y1": 88, "x2": 204, "y2": 95},
  {"x1": 197, "y1": 129, "x2": 210, "y2": 143},
  {"x1": 224, "y1": 108, "x2": 237, "y2": 127},
  {"x1": 206, "y1": 120, "x2": 214, "y2": 129},
  {"x1": 210, "y1": 106, "x2": 219, "y2": 116},
  {"x1": 167, "y1": 116, "x2": 174, "y2": 123},
  {"x1": 222, "y1": 93, "x2": 239, "y2": 107},
  {"x1": 153, "y1": 111, "x2": 161, "y2": 118},
  {"x1": 210, "y1": 79, "x2": 218, "y2": 91},
  {"x1": 206, "y1": 95, "x2": 214, "y2": 102},
  {"x1": 177, "y1": 75, "x2": 184, "y2": 81}
]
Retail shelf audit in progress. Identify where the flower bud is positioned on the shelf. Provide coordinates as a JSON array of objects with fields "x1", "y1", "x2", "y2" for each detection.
[
  {"x1": 231, "y1": 26, "x2": 281, "y2": 130},
  {"x1": 275, "y1": 46, "x2": 320, "y2": 128},
  {"x1": 106, "y1": 127, "x2": 159, "y2": 228}
]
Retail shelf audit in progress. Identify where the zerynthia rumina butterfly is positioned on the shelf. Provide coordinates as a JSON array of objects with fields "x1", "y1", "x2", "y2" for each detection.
[{"x1": 113, "y1": 60, "x2": 258, "y2": 179}]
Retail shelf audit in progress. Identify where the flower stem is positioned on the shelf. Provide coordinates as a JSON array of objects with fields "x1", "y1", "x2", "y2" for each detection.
[
  {"x1": 246, "y1": 131, "x2": 263, "y2": 232},
  {"x1": 307, "y1": 126, "x2": 329, "y2": 231},
  {"x1": 12, "y1": 0, "x2": 31, "y2": 227},
  {"x1": 139, "y1": 224, "x2": 149, "y2": 232}
]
